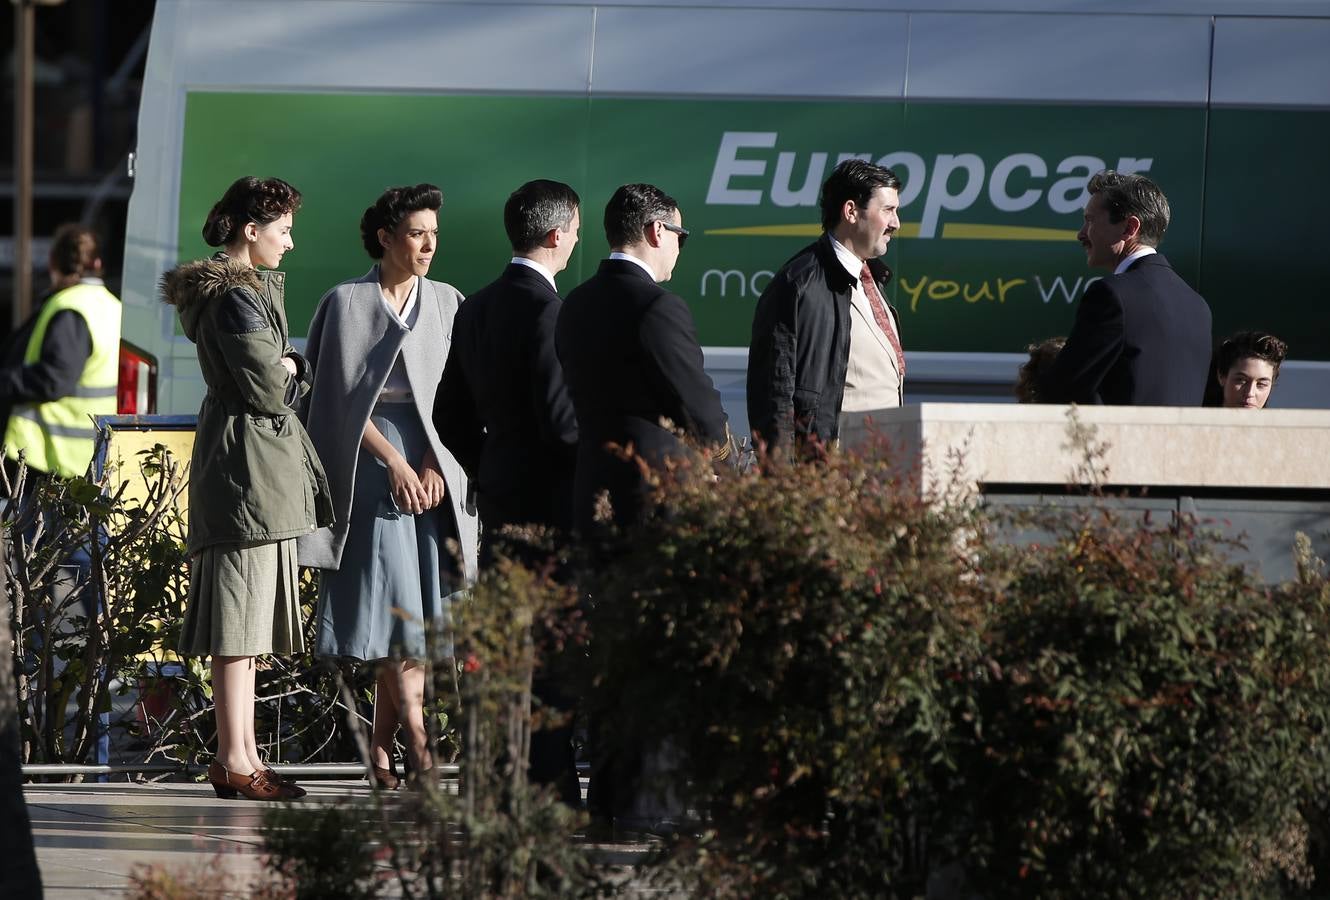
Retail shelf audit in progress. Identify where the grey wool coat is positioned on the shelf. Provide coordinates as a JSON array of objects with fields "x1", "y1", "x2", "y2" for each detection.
[{"x1": 296, "y1": 267, "x2": 478, "y2": 583}]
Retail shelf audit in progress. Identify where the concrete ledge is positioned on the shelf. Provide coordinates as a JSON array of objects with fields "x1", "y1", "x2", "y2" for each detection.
[{"x1": 853, "y1": 403, "x2": 1330, "y2": 492}]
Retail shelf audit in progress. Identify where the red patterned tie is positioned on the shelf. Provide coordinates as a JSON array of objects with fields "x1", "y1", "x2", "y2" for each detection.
[{"x1": 860, "y1": 262, "x2": 905, "y2": 377}]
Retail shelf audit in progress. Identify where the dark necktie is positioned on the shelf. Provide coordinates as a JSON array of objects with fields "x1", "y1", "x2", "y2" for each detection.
[{"x1": 859, "y1": 262, "x2": 905, "y2": 377}]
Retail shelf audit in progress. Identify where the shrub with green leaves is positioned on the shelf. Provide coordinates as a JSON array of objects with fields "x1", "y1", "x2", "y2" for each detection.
[
  {"x1": 261, "y1": 801, "x2": 384, "y2": 900},
  {"x1": 260, "y1": 554, "x2": 607, "y2": 900},
  {"x1": 951, "y1": 507, "x2": 1330, "y2": 898},
  {"x1": 575, "y1": 436, "x2": 1330, "y2": 898},
  {"x1": 445, "y1": 554, "x2": 602, "y2": 898},
  {"x1": 577, "y1": 444, "x2": 988, "y2": 897}
]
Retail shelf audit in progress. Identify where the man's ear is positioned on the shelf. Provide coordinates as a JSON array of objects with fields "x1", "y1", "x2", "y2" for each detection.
[
  {"x1": 544, "y1": 227, "x2": 561, "y2": 250},
  {"x1": 1121, "y1": 214, "x2": 1143, "y2": 241},
  {"x1": 842, "y1": 199, "x2": 859, "y2": 225}
]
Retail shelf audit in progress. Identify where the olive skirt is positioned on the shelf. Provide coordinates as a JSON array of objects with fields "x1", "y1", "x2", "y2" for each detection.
[{"x1": 179, "y1": 538, "x2": 303, "y2": 657}]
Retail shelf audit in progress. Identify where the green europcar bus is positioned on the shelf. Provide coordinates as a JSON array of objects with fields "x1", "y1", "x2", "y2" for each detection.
[{"x1": 121, "y1": 0, "x2": 1330, "y2": 431}]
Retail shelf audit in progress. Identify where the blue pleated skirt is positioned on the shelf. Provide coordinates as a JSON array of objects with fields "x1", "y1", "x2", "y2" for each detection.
[{"x1": 314, "y1": 401, "x2": 453, "y2": 661}]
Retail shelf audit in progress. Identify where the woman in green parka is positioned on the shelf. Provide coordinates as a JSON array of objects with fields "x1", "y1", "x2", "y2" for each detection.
[{"x1": 160, "y1": 176, "x2": 333, "y2": 801}]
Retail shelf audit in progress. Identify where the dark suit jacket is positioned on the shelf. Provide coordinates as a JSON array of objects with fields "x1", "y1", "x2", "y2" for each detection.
[
  {"x1": 1042, "y1": 253, "x2": 1212, "y2": 406},
  {"x1": 556, "y1": 258, "x2": 729, "y2": 533},
  {"x1": 435, "y1": 263, "x2": 579, "y2": 541}
]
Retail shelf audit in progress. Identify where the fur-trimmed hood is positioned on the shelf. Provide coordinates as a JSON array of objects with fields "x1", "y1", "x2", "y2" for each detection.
[{"x1": 159, "y1": 256, "x2": 262, "y2": 342}]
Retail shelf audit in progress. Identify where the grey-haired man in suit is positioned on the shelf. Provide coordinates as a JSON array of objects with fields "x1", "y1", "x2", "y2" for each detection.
[{"x1": 1040, "y1": 171, "x2": 1212, "y2": 405}]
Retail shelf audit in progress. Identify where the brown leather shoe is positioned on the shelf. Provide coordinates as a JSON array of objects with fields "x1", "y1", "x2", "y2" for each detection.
[
  {"x1": 208, "y1": 761, "x2": 283, "y2": 801},
  {"x1": 369, "y1": 764, "x2": 400, "y2": 791},
  {"x1": 265, "y1": 768, "x2": 307, "y2": 800}
]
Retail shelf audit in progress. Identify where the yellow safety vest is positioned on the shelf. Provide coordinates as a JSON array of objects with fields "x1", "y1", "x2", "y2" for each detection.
[{"x1": 4, "y1": 281, "x2": 122, "y2": 478}]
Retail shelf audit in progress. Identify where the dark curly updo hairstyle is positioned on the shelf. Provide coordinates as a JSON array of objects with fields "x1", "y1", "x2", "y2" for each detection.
[
  {"x1": 1015, "y1": 336, "x2": 1066, "y2": 403},
  {"x1": 1215, "y1": 331, "x2": 1288, "y2": 382},
  {"x1": 359, "y1": 184, "x2": 443, "y2": 259},
  {"x1": 202, "y1": 176, "x2": 302, "y2": 247}
]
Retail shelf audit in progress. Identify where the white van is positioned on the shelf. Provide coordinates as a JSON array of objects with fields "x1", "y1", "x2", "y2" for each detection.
[{"x1": 122, "y1": 0, "x2": 1330, "y2": 430}]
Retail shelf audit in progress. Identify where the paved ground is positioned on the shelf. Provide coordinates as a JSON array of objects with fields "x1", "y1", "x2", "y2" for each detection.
[
  {"x1": 29, "y1": 780, "x2": 335, "y2": 898},
  {"x1": 26, "y1": 779, "x2": 657, "y2": 899}
]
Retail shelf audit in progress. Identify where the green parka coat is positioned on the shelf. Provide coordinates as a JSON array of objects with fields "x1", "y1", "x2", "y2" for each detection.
[{"x1": 160, "y1": 254, "x2": 334, "y2": 554}]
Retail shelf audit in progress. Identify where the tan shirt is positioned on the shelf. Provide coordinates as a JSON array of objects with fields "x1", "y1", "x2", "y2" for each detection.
[{"x1": 829, "y1": 237, "x2": 903, "y2": 412}]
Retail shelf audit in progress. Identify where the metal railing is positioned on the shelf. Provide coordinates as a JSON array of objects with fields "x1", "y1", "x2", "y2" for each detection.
[
  {"x1": 22, "y1": 762, "x2": 460, "y2": 778},
  {"x1": 22, "y1": 762, "x2": 590, "y2": 778}
]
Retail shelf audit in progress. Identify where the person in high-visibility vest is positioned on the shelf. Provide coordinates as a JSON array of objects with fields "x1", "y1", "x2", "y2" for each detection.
[{"x1": 1, "y1": 224, "x2": 122, "y2": 480}]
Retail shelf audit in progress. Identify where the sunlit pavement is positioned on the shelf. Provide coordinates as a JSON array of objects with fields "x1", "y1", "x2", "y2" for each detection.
[
  {"x1": 24, "y1": 779, "x2": 658, "y2": 898},
  {"x1": 27, "y1": 780, "x2": 331, "y2": 897}
]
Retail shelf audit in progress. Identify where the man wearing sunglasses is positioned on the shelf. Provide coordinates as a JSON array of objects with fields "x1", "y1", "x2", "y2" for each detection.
[
  {"x1": 748, "y1": 159, "x2": 905, "y2": 453},
  {"x1": 557, "y1": 182, "x2": 731, "y2": 537},
  {"x1": 556, "y1": 182, "x2": 733, "y2": 833}
]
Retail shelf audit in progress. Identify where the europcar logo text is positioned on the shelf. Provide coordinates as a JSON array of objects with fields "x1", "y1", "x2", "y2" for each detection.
[{"x1": 702, "y1": 131, "x2": 1154, "y2": 241}]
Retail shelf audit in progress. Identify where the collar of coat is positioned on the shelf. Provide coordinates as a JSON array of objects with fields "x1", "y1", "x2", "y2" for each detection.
[
  {"x1": 158, "y1": 253, "x2": 261, "y2": 310},
  {"x1": 814, "y1": 232, "x2": 892, "y2": 291}
]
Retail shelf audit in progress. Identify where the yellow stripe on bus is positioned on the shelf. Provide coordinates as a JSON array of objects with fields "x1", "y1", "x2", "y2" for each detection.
[{"x1": 940, "y1": 223, "x2": 1078, "y2": 241}]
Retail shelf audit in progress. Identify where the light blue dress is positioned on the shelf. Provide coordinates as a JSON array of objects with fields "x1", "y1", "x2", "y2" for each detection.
[
  {"x1": 313, "y1": 399, "x2": 454, "y2": 661},
  {"x1": 312, "y1": 284, "x2": 460, "y2": 662}
]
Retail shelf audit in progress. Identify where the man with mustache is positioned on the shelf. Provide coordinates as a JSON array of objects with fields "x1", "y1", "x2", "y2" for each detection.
[
  {"x1": 747, "y1": 159, "x2": 905, "y2": 452},
  {"x1": 1041, "y1": 171, "x2": 1212, "y2": 406}
]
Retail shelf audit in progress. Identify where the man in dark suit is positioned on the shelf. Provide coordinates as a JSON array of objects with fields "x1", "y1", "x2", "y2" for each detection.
[
  {"x1": 557, "y1": 184, "x2": 731, "y2": 832},
  {"x1": 434, "y1": 179, "x2": 582, "y2": 804},
  {"x1": 436, "y1": 179, "x2": 581, "y2": 554},
  {"x1": 556, "y1": 182, "x2": 731, "y2": 535},
  {"x1": 1041, "y1": 171, "x2": 1212, "y2": 406}
]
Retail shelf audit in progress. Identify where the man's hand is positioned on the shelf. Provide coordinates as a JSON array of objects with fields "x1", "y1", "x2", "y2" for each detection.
[{"x1": 279, "y1": 356, "x2": 298, "y2": 378}]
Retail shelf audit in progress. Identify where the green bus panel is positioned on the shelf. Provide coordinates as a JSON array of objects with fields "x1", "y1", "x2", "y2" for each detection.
[
  {"x1": 177, "y1": 92, "x2": 593, "y2": 332},
  {"x1": 1200, "y1": 108, "x2": 1330, "y2": 357},
  {"x1": 177, "y1": 92, "x2": 1323, "y2": 358}
]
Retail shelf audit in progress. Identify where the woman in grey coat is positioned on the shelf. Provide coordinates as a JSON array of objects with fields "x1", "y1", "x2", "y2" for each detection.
[{"x1": 298, "y1": 184, "x2": 477, "y2": 788}]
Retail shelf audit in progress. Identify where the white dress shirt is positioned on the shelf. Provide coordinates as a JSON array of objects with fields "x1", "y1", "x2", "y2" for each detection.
[
  {"x1": 1113, "y1": 246, "x2": 1157, "y2": 275},
  {"x1": 511, "y1": 256, "x2": 557, "y2": 290},
  {"x1": 609, "y1": 251, "x2": 657, "y2": 282},
  {"x1": 378, "y1": 277, "x2": 420, "y2": 402}
]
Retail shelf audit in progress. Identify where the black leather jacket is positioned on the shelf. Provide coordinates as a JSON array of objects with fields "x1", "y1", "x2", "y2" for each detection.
[{"x1": 746, "y1": 234, "x2": 891, "y2": 450}]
